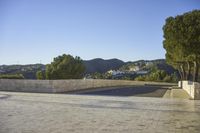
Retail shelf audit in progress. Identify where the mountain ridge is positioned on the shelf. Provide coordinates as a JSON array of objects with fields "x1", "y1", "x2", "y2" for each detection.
[
  {"x1": 84, "y1": 58, "x2": 125, "y2": 74},
  {"x1": 0, "y1": 58, "x2": 173, "y2": 79}
]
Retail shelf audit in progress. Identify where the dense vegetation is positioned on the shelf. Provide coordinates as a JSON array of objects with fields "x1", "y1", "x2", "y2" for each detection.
[
  {"x1": 163, "y1": 10, "x2": 200, "y2": 82},
  {"x1": 0, "y1": 74, "x2": 24, "y2": 79},
  {"x1": 135, "y1": 70, "x2": 178, "y2": 83},
  {"x1": 45, "y1": 54, "x2": 85, "y2": 79}
]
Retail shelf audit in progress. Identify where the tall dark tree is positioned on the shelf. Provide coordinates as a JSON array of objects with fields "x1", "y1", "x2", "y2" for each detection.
[
  {"x1": 163, "y1": 10, "x2": 200, "y2": 82},
  {"x1": 46, "y1": 54, "x2": 86, "y2": 79}
]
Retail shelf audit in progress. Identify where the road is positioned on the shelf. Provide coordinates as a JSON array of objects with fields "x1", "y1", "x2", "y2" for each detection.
[{"x1": 0, "y1": 91, "x2": 200, "y2": 133}]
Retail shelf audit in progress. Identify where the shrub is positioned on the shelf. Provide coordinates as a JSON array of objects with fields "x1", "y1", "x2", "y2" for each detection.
[{"x1": 0, "y1": 74, "x2": 24, "y2": 79}]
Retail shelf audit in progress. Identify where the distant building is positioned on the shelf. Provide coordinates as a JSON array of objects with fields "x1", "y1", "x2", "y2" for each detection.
[
  {"x1": 107, "y1": 70, "x2": 125, "y2": 76},
  {"x1": 136, "y1": 70, "x2": 149, "y2": 75},
  {"x1": 129, "y1": 66, "x2": 140, "y2": 72},
  {"x1": 113, "y1": 70, "x2": 125, "y2": 75}
]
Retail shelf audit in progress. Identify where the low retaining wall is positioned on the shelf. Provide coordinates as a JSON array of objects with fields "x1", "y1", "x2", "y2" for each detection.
[
  {"x1": 181, "y1": 81, "x2": 200, "y2": 100},
  {"x1": 0, "y1": 79, "x2": 175, "y2": 93}
]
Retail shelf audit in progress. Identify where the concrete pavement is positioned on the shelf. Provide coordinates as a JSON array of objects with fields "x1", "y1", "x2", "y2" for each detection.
[{"x1": 0, "y1": 91, "x2": 200, "y2": 133}]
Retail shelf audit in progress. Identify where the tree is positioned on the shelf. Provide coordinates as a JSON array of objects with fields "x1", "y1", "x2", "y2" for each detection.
[
  {"x1": 36, "y1": 71, "x2": 44, "y2": 79},
  {"x1": 163, "y1": 10, "x2": 200, "y2": 82},
  {"x1": 45, "y1": 54, "x2": 86, "y2": 79}
]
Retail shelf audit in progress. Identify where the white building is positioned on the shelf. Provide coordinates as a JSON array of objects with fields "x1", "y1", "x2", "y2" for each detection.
[
  {"x1": 129, "y1": 66, "x2": 140, "y2": 72},
  {"x1": 107, "y1": 70, "x2": 125, "y2": 76},
  {"x1": 136, "y1": 70, "x2": 148, "y2": 75}
]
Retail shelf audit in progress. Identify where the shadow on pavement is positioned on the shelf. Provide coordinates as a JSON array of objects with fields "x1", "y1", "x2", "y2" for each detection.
[{"x1": 68, "y1": 85, "x2": 169, "y2": 97}]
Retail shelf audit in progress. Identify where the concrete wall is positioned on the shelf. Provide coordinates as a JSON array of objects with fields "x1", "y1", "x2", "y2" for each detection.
[
  {"x1": 0, "y1": 79, "x2": 175, "y2": 93},
  {"x1": 182, "y1": 81, "x2": 200, "y2": 100}
]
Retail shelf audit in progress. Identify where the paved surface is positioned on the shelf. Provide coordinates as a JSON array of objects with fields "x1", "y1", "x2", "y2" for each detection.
[
  {"x1": 171, "y1": 89, "x2": 191, "y2": 99},
  {"x1": 0, "y1": 91, "x2": 200, "y2": 133},
  {"x1": 163, "y1": 89, "x2": 191, "y2": 99},
  {"x1": 68, "y1": 85, "x2": 169, "y2": 97}
]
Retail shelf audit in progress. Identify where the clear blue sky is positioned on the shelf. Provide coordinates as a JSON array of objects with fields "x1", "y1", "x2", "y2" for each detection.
[{"x1": 0, "y1": 0, "x2": 200, "y2": 65}]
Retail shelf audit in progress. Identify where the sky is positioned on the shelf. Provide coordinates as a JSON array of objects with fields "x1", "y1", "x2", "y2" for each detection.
[{"x1": 0, "y1": 0, "x2": 200, "y2": 65}]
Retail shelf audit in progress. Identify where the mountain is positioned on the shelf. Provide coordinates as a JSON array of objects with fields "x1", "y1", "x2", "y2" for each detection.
[
  {"x1": 153, "y1": 59, "x2": 176, "y2": 74},
  {"x1": 120, "y1": 59, "x2": 176, "y2": 74},
  {"x1": 0, "y1": 64, "x2": 45, "y2": 79},
  {"x1": 0, "y1": 58, "x2": 125, "y2": 79},
  {"x1": 84, "y1": 58, "x2": 125, "y2": 74},
  {"x1": 0, "y1": 58, "x2": 176, "y2": 79}
]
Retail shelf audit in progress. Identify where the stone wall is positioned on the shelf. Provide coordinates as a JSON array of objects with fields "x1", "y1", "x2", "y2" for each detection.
[
  {"x1": 0, "y1": 79, "x2": 175, "y2": 93},
  {"x1": 182, "y1": 81, "x2": 200, "y2": 100},
  {"x1": 0, "y1": 79, "x2": 53, "y2": 93}
]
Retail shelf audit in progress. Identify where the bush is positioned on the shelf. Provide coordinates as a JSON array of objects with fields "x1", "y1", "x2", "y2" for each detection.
[
  {"x1": 36, "y1": 71, "x2": 45, "y2": 79},
  {"x1": 0, "y1": 74, "x2": 24, "y2": 79},
  {"x1": 135, "y1": 76, "x2": 146, "y2": 81}
]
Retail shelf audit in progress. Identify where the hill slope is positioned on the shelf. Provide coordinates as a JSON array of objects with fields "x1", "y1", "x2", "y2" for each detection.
[
  {"x1": 0, "y1": 64, "x2": 45, "y2": 79},
  {"x1": 122, "y1": 59, "x2": 175, "y2": 74},
  {"x1": 84, "y1": 58, "x2": 125, "y2": 74},
  {"x1": 0, "y1": 58, "x2": 125, "y2": 79},
  {"x1": 0, "y1": 59, "x2": 176, "y2": 79}
]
